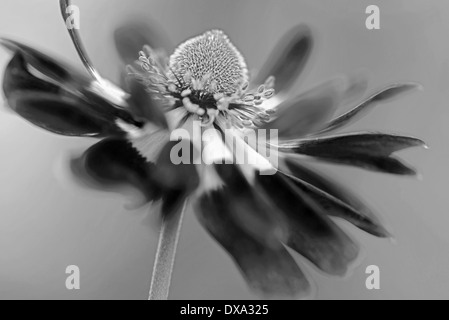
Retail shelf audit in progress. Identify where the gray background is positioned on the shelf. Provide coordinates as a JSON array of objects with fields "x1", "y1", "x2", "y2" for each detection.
[{"x1": 0, "y1": 0, "x2": 448, "y2": 299}]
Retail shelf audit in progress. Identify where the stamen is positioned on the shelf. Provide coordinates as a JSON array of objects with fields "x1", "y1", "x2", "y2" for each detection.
[
  {"x1": 201, "y1": 109, "x2": 219, "y2": 127},
  {"x1": 168, "y1": 83, "x2": 177, "y2": 93},
  {"x1": 264, "y1": 88, "x2": 275, "y2": 98},
  {"x1": 191, "y1": 78, "x2": 203, "y2": 91},
  {"x1": 181, "y1": 89, "x2": 192, "y2": 97},
  {"x1": 242, "y1": 120, "x2": 253, "y2": 127},
  {"x1": 183, "y1": 71, "x2": 192, "y2": 85},
  {"x1": 209, "y1": 80, "x2": 218, "y2": 92},
  {"x1": 217, "y1": 98, "x2": 229, "y2": 111},
  {"x1": 243, "y1": 94, "x2": 255, "y2": 102},
  {"x1": 182, "y1": 97, "x2": 199, "y2": 113},
  {"x1": 264, "y1": 76, "x2": 275, "y2": 89},
  {"x1": 214, "y1": 93, "x2": 224, "y2": 101},
  {"x1": 207, "y1": 108, "x2": 219, "y2": 118}
]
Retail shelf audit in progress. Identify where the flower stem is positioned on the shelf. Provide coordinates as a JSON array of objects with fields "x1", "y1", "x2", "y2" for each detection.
[
  {"x1": 59, "y1": 0, "x2": 103, "y2": 83},
  {"x1": 148, "y1": 201, "x2": 187, "y2": 300}
]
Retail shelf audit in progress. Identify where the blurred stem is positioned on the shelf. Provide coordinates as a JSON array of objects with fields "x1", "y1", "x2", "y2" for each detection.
[{"x1": 148, "y1": 201, "x2": 187, "y2": 300}]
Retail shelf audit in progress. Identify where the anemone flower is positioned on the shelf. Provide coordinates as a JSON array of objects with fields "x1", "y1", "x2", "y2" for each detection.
[{"x1": 1, "y1": 0, "x2": 425, "y2": 299}]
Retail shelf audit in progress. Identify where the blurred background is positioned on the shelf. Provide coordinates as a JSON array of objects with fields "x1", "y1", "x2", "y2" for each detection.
[{"x1": 0, "y1": 0, "x2": 449, "y2": 299}]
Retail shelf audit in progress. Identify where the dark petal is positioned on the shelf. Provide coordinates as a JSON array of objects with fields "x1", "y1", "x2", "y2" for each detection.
[
  {"x1": 285, "y1": 159, "x2": 388, "y2": 236},
  {"x1": 256, "y1": 172, "x2": 359, "y2": 275},
  {"x1": 195, "y1": 188, "x2": 310, "y2": 297},
  {"x1": 114, "y1": 20, "x2": 171, "y2": 65},
  {"x1": 8, "y1": 91, "x2": 125, "y2": 137},
  {"x1": 125, "y1": 78, "x2": 168, "y2": 128},
  {"x1": 261, "y1": 80, "x2": 343, "y2": 139},
  {"x1": 317, "y1": 83, "x2": 421, "y2": 134},
  {"x1": 254, "y1": 25, "x2": 312, "y2": 94},
  {"x1": 150, "y1": 140, "x2": 199, "y2": 218},
  {"x1": 151, "y1": 140, "x2": 199, "y2": 191},
  {"x1": 279, "y1": 132, "x2": 425, "y2": 175},
  {"x1": 3, "y1": 52, "x2": 60, "y2": 100},
  {"x1": 71, "y1": 138, "x2": 163, "y2": 202},
  {"x1": 2, "y1": 42, "x2": 143, "y2": 132},
  {"x1": 0, "y1": 38, "x2": 90, "y2": 89},
  {"x1": 214, "y1": 164, "x2": 288, "y2": 248}
]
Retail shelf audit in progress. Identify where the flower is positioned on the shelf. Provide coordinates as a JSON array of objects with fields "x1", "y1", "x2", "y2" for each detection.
[{"x1": 1, "y1": 2, "x2": 425, "y2": 298}]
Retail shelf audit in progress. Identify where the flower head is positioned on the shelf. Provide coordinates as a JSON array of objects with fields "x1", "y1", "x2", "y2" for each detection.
[
  {"x1": 1, "y1": 1, "x2": 426, "y2": 298},
  {"x1": 169, "y1": 29, "x2": 248, "y2": 95},
  {"x1": 128, "y1": 29, "x2": 275, "y2": 129}
]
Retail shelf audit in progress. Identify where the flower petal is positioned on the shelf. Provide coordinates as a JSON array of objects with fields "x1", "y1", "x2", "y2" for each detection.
[
  {"x1": 156, "y1": 142, "x2": 199, "y2": 218},
  {"x1": 261, "y1": 79, "x2": 345, "y2": 139},
  {"x1": 284, "y1": 159, "x2": 389, "y2": 236},
  {"x1": 114, "y1": 20, "x2": 170, "y2": 65},
  {"x1": 279, "y1": 132, "x2": 425, "y2": 175},
  {"x1": 0, "y1": 38, "x2": 90, "y2": 90},
  {"x1": 212, "y1": 164, "x2": 287, "y2": 248},
  {"x1": 148, "y1": 139, "x2": 200, "y2": 218},
  {"x1": 3, "y1": 49, "x2": 142, "y2": 136},
  {"x1": 254, "y1": 25, "x2": 312, "y2": 95},
  {"x1": 317, "y1": 83, "x2": 421, "y2": 134},
  {"x1": 8, "y1": 91, "x2": 125, "y2": 137},
  {"x1": 71, "y1": 138, "x2": 163, "y2": 201},
  {"x1": 125, "y1": 78, "x2": 168, "y2": 128},
  {"x1": 195, "y1": 183, "x2": 310, "y2": 297},
  {"x1": 256, "y1": 172, "x2": 359, "y2": 275},
  {"x1": 2, "y1": 52, "x2": 60, "y2": 99},
  {"x1": 151, "y1": 140, "x2": 200, "y2": 191}
]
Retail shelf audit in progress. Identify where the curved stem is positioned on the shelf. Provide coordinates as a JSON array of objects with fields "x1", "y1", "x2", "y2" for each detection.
[
  {"x1": 59, "y1": 0, "x2": 103, "y2": 83},
  {"x1": 59, "y1": 0, "x2": 128, "y2": 106},
  {"x1": 148, "y1": 201, "x2": 187, "y2": 300}
]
